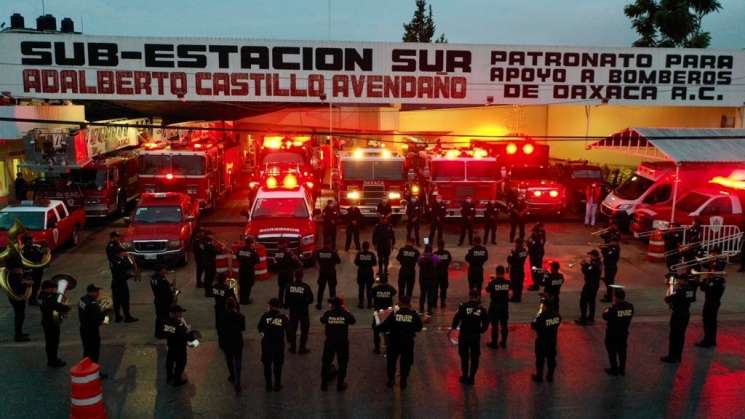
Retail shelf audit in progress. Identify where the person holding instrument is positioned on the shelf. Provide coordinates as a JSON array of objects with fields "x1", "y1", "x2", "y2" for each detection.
[{"x1": 695, "y1": 247, "x2": 727, "y2": 348}]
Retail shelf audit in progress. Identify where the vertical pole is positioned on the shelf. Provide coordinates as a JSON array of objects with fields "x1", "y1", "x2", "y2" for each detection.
[{"x1": 670, "y1": 163, "x2": 680, "y2": 224}]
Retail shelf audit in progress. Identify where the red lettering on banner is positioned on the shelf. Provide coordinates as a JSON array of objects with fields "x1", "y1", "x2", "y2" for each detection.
[
  {"x1": 98, "y1": 71, "x2": 114, "y2": 94},
  {"x1": 351, "y1": 76, "x2": 365, "y2": 97},
  {"x1": 152, "y1": 72, "x2": 168, "y2": 95},
  {"x1": 213, "y1": 73, "x2": 230, "y2": 96},
  {"x1": 384, "y1": 77, "x2": 399, "y2": 98},
  {"x1": 401, "y1": 76, "x2": 416, "y2": 98},
  {"x1": 332, "y1": 75, "x2": 348, "y2": 97},
  {"x1": 367, "y1": 75, "x2": 382, "y2": 98},
  {"x1": 417, "y1": 77, "x2": 432, "y2": 98},
  {"x1": 116, "y1": 71, "x2": 133, "y2": 95},
  {"x1": 78, "y1": 70, "x2": 96, "y2": 93},
  {"x1": 60, "y1": 70, "x2": 78, "y2": 93},
  {"x1": 272, "y1": 74, "x2": 289, "y2": 96},
  {"x1": 196, "y1": 72, "x2": 211, "y2": 95},
  {"x1": 249, "y1": 74, "x2": 264, "y2": 95},
  {"x1": 133, "y1": 71, "x2": 152, "y2": 95},
  {"x1": 452, "y1": 77, "x2": 467, "y2": 98},
  {"x1": 41, "y1": 70, "x2": 59, "y2": 93},
  {"x1": 23, "y1": 69, "x2": 41, "y2": 93},
  {"x1": 231, "y1": 73, "x2": 249, "y2": 96},
  {"x1": 170, "y1": 72, "x2": 187, "y2": 96},
  {"x1": 289, "y1": 74, "x2": 306, "y2": 96},
  {"x1": 308, "y1": 74, "x2": 324, "y2": 97}
]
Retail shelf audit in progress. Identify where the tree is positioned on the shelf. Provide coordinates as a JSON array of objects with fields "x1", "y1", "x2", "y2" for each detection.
[
  {"x1": 624, "y1": 0, "x2": 722, "y2": 48},
  {"x1": 402, "y1": 0, "x2": 447, "y2": 43}
]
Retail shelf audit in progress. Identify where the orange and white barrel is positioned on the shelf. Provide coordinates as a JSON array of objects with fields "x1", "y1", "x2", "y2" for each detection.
[
  {"x1": 70, "y1": 357, "x2": 107, "y2": 419},
  {"x1": 647, "y1": 229, "x2": 666, "y2": 262},
  {"x1": 215, "y1": 252, "x2": 230, "y2": 275},
  {"x1": 255, "y1": 244, "x2": 269, "y2": 281}
]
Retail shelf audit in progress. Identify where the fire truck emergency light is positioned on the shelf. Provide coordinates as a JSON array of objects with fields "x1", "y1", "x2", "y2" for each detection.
[
  {"x1": 346, "y1": 191, "x2": 360, "y2": 200},
  {"x1": 533, "y1": 191, "x2": 542, "y2": 197},
  {"x1": 305, "y1": 181, "x2": 314, "y2": 189},
  {"x1": 710, "y1": 172, "x2": 745, "y2": 190},
  {"x1": 263, "y1": 136, "x2": 284, "y2": 149},
  {"x1": 266, "y1": 176, "x2": 278, "y2": 189},
  {"x1": 523, "y1": 143, "x2": 535, "y2": 155},
  {"x1": 353, "y1": 149, "x2": 364, "y2": 159},
  {"x1": 473, "y1": 148, "x2": 488, "y2": 159},
  {"x1": 445, "y1": 149, "x2": 460, "y2": 159},
  {"x1": 283, "y1": 174, "x2": 298, "y2": 188},
  {"x1": 165, "y1": 173, "x2": 174, "y2": 180},
  {"x1": 411, "y1": 185, "x2": 420, "y2": 194},
  {"x1": 549, "y1": 190, "x2": 559, "y2": 198},
  {"x1": 381, "y1": 149, "x2": 392, "y2": 159},
  {"x1": 506, "y1": 143, "x2": 518, "y2": 155}
]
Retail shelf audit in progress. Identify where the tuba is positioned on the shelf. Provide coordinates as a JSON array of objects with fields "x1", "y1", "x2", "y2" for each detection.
[
  {"x1": 0, "y1": 268, "x2": 33, "y2": 301},
  {"x1": 0, "y1": 220, "x2": 50, "y2": 301}
]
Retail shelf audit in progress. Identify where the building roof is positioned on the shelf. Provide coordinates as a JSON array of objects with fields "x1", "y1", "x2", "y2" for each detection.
[{"x1": 589, "y1": 128, "x2": 745, "y2": 163}]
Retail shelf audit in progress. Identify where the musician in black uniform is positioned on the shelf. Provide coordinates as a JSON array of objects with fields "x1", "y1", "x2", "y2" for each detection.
[
  {"x1": 274, "y1": 239, "x2": 301, "y2": 307},
  {"x1": 315, "y1": 241, "x2": 341, "y2": 310},
  {"x1": 5, "y1": 251, "x2": 31, "y2": 341},
  {"x1": 696, "y1": 248, "x2": 727, "y2": 348},
  {"x1": 538, "y1": 261, "x2": 565, "y2": 313},
  {"x1": 150, "y1": 265, "x2": 174, "y2": 339},
  {"x1": 451, "y1": 290, "x2": 489, "y2": 385},
  {"x1": 372, "y1": 215, "x2": 396, "y2": 275},
  {"x1": 21, "y1": 234, "x2": 45, "y2": 305},
  {"x1": 602, "y1": 287, "x2": 634, "y2": 376},
  {"x1": 354, "y1": 241, "x2": 377, "y2": 308},
  {"x1": 458, "y1": 195, "x2": 476, "y2": 246},
  {"x1": 483, "y1": 200, "x2": 500, "y2": 245},
  {"x1": 320, "y1": 297, "x2": 356, "y2": 392},
  {"x1": 110, "y1": 250, "x2": 138, "y2": 323},
  {"x1": 79, "y1": 284, "x2": 106, "y2": 365},
  {"x1": 429, "y1": 195, "x2": 447, "y2": 243},
  {"x1": 105, "y1": 231, "x2": 125, "y2": 264},
  {"x1": 465, "y1": 236, "x2": 489, "y2": 292},
  {"x1": 576, "y1": 249, "x2": 602, "y2": 325},
  {"x1": 322, "y1": 200, "x2": 339, "y2": 249},
  {"x1": 212, "y1": 273, "x2": 236, "y2": 351},
  {"x1": 508, "y1": 195, "x2": 527, "y2": 243},
  {"x1": 507, "y1": 238, "x2": 528, "y2": 302},
  {"x1": 221, "y1": 297, "x2": 245, "y2": 394},
  {"x1": 377, "y1": 198, "x2": 393, "y2": 221},
  {"x1": 661, "y1": 274, "x2": 696, "y2": 363},
  {"x1": 433, "y1": 241, "x2": 452, "y2": 308},
  {"x1": 371, "y1": 274, "x2": 397, "y2": 354},
  {"x1": 486, "y1": 266, "x2": 510, "y2": 349},
  {"x1": 163, "y1": 304, "x2": 190, "y2": 386},
  {"x1": 601, "y1": 238, "x2": 621, "y2": 302},
  {"x1": 235, "y1": 236, "x2": 259, "y2": 304},
  {"x1": 287, "y1": 270, "x2": 313, "y2": 354},
  {"x1": 526, "y1": 223, "x2": 546, "y2": 291},
  {"x1": 405, "y1": 196, "x2": 422, "y2": 246},
  {"x1": 396, "y1": 238, "x2": 420, "y2": 299},
  {"x1": 418, "y1": 244, "x2": 439, "y2": 315},
  {"x1": 663, "y1": 224, "x2": 684, "y2": 270},
  {"x1": 599, "y1": 223, "x2": 621, "y2": 244},
  {"x1": 39, "y1": 279, "x2": 70, "y2": 367},
  {"x1": 192, "y1": 228, "x2": 205, "y2": 288},
  {"x1": 531, "y1": 297, "x2": 561, "y2": 383},
  {"x1": 686, "y1": 218, "x2": 703, "y2": 244},
  {"x1": 258, "y1": 298, "x2": 289, "y2": 391},
  {"x1": 376, "y1": 296, "x2": 423, "y2": 389},
  {"x1": 201, "y1": 231, "x2": 219, "y2": 297},
  {"x1": 344, "y1": 203, "x2": 363, "y2": 251}
]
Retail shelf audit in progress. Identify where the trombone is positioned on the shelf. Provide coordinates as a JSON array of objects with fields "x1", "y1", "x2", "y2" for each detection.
[
  {"x1": 591, "y1": 227, "x2": 612, "y2": 236},
  {"x1": 670, "y1": 254, "x2": 728, "y2": 271},
  {"x1": 636, "y1": 225, "x2": 687, "y2": 239}
]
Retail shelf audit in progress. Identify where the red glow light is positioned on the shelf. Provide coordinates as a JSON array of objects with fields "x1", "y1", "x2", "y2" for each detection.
[
  {"x1": 266, "y1": 176, "x2": 278, "y2": 189},
  {"x1": 533, "y1": 190, "x2": 542, "y2": 197},
  {"x1": 549, "y1": 190, "x2": 559, "y2": 198},
  {"x1": 523, "y1": 143, "x2": 535, "y2": 155},
  {"x1": 506, "y1": 143, "x2": 518, "y2": 155},
  {"x1": 165, "y1": 173, "x2": 174, "y2": 180}
]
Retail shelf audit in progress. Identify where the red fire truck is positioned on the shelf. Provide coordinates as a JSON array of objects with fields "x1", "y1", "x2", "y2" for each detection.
[
  {"x1": 249, "y1": 135, "x2": 318, "y2": 199},
  {"x1": 139, "y1": 137, "x2": 242, "y2": 209},
  {"x1": 242, "y1": 174, "x2": 317, "y2": 264},
  {"x1": 337, "y1": 148, "x2": 413, "y2": 219},
  {"x1": 508, "y1": 165, "x2": 567, "y2": 216},
  {"x1": 426, "y1": 148, "x2": 498, "y2": 217}
]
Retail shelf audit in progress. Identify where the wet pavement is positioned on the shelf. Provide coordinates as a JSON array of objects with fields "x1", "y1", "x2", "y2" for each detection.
[{"x1": 1, "y1": 208, "x2": 745, "y2": 419}]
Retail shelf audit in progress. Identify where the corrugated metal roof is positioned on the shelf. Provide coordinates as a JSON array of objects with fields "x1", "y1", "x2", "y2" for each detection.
[{"x1": 591, "y1": 128, "x2": 745, "y2": 163}]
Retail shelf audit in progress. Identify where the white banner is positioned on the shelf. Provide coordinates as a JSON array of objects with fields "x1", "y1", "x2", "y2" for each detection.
[{"x1": 0, "y1": 33, "x2": 744, "y2": 106}]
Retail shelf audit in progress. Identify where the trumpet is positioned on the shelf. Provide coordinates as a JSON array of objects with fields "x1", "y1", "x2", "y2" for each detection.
[{"x1": 591, "y1": 227, "x2": 612, "y2": 236}]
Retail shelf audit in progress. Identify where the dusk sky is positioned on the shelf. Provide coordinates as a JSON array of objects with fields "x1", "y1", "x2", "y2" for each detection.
[{"x1": 4, "y1": 0, "x2": 744, "y2": 48}]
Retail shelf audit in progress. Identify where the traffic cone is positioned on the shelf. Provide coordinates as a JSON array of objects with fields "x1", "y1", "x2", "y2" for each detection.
[
  {"x1": 647, "y1": 229, "x2": 666, "y2": 263},
  {"x1": 70, "y1": 357, "x2": 107, "y2": 419}
]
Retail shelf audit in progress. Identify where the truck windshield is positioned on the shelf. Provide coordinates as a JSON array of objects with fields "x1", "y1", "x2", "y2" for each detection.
[
  {"x1": 140, "y1": 154, "x2": 205, "y2": 176},
  {"x1": 251, "y1": 198, "x2": 308, "y2": 219},
  {"x1": 263, "y1": 152, "x2": 305, "y2": 165},
  {"x1": 372, "y1": 160, "x2": 404, "y2": 180},
  {"x1": 570, "y1": 169, "x2": 603, "y2": 179},
  {"x1": 69, "y1": 169, "x2": 106, "y2": 189},
  {"x1": 0, "y1": 211, "x2": 45, "y2": 230},
  {"x1": 614, "y1": 175, "x2": 655, "y2": 200},
  {"x1": 172, "y1": 155, "x2": 205, "y2": 175},
  {"x1": 466, "y1": 161, "x2": 497, "y2": 181},
  {"x1": 341, "y1": 161, "x2": 374, "y2": 180},
  {"x1": 510, "y1": 166, "x2": 559, "y2": 180},
  {"x1": 677, "y1": 192, "x2": 710, "y2": 213},
  {"x1": 431, "y1": 161, "x2": 465, "y2": 181},
  {"x1": 140, "y1": 155, "x2": 170, "y2": 175},
  {"x1": 134, "y1": 206, "x2": 183, "y2": 224}
]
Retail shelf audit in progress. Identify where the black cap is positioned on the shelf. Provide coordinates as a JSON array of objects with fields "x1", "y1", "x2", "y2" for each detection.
[
  {"x1": 469, "y1": 289, "x2": 480, "y2": 299},
  {"x1": 329, "y1": 296, "x2": 343, "y2": 308},
  {"x1": 495, "y1": 265, "x2": 506, "y2": 275},
  {"x1": 269, "y1": 298, "x2": 281, "y2": 308},
  {"x1": 109, "y1": 231, "x2": 120, "y2": 238},
  {"x1": 294, "y1": 270, "x2": 304, "y2": 280},
  {"x1": 614, "y1": 288, "x2": 626, "y2": 300},
  {"x1": 550, "y1": 261, "x2": 560, "y2": 270},
  {"x1": 169, "y1": 304, "x2": 186, "y2": 313},
  {"x1": 399, "y1": 296, "x2": 411, "y2": 305},
  {"x1": 86, "y1": 284, "x2": 101, "y2": 292},
  {"x1": 588, "y1": 249, "x2": 600, "y2": 257}
]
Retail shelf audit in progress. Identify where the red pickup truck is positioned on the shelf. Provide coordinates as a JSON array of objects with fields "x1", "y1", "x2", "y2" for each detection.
[{"x1": 0, "y1": 200, "x2": 86, "y2": 250}]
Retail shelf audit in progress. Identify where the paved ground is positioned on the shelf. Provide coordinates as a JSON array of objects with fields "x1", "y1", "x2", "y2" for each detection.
[{"x1": 1, "y1": 198, "x2": 745, "y2": 419}]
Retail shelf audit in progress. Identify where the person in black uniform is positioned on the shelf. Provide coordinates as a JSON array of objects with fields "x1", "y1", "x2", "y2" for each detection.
[
  {"x1": 201, "y1": 231, "x2": 219, "y2": 297},
  {"x1": 599, "y1": 223, "x2": 621, "y2": 244},
  {"x1": 192, "y1": 228, "x2": 206, "y2": 288},
  {"x1": 322, "y1": 200, "x2": 339, "y2": 249},
  {"x1": 602, "y1": 287, "x2": 634, "y2": 376},
  {"x1": 320, "y1": 297, "x2": 356, "y2": 392},
  {"x1": 663, "y1": 224, "x2": 684, "y2": 270},
  {"x1": 5, "y1": 251, "x2": 31, "y2": 341},
  {"x1": 163, "y1": 304, "x2": 190, "y2": 386},
  {"x1": 371, "y1": 274, "x2": 397, "y2": 354},
  {"x1": 21, "y1": 235, "x2": 45, "y2": 305},
  {"x1": 576, "y1": 249, "x2": 603, "y2": 325},
  {"x1": 221, "y1": 297, "x2": 245, "y2": 394},
  {"x1": 465, "y1": 236, "x2": 489, "y2": 292},
  {"x1": 526, "y1": 223, "x2": 546, "y2": 291},
  {"x1": 235, "y1": 236, "x2": 259, "y2": 304},
  {"x1": 258, "y1": 298, "x2": 289, "y2": 391},
  {"x1": 212, "y1": 273, "x2": 236, "y2": 351},
  {"x1": 150, "y1": 265, "x2": 174, "y2": 339},
  {"x1": 433, "y1": 241, "x2": 452, "y2": 308},
  {"x1": 405, "y1": 196, "x2": 422, "y2": 246},
  {"x1": 485, "y1": 266, "x2": 510, "y2": 349},
  {"x1": 451, "y1": 290, "x2": 489, "y2": 385},
  {"x1": 696, "y1": 249, "x2": 727, "y2": 348},
  {"x1": 685, "y1": 218, "x2": 703, "y2": 245},
  {"x1": 344, "y1": 203, "x2": 363, "y2": 251},
  {"x1": 483, "y1": 200, "x2": 500, "y2": 245},
  {"x1": 661, "y1": 274, "x2": 696, "y2": 363},
  {"x1": 377, "y1": 198, "x2": 392, "y2": 221},
  {"x1": 79, "y1": 284, "x2": 106, "y2": 366},
  {"x1": 458, "y1": 195, "x2": 476, "y2": 246},
  {"x1": 601, "y1": 238, "x2": 621, "y2": 302},
  {"x1": 507, "y1": 239, "x2": 528, "y2": 302},
  {"x1": 354, "y1": 241, "x2": 377, "y2": 308},
  {"x1": 372, "y1": 216, "x2": 396, "y2": 275},
  {"x1": 396, "y1": 238, "x2": 420, "y2": 299},
  {"x1": 315, "y1": 241, "x2": 341, "y2": 310},
  {"x1": 110, "y1": 250, "x2": 138, "y2": 323},
  {"x1": 14, "y1": 171, "x2": 27, "y2": 202},
  {"x1": 376, "y1": 296, "x2": 423, "y2": 389},
  {"x1": 531, "y1": 297, "x2": 561, "y2": 383},
  {"x1": 274, "y1": 240, "x2": 301, "y2": 307},
  {"x1": 538, "y1": 261, "x2": 565, "y2": 313},
  {"x1": 105, "y1": 231, "x2": 125, "y2": 264},
  {"x1": 508, "y1": 195, "x2": 527, "y2": 243},
  {"x1": 39, "y1": 279, "x2": 70, "y2": 367},
  {"x1": 287, "y1": 270, "x2": 314, "y2": 354},
  {"x1": 418, "y1": 244, "x2": 439, "y2": 315},
  {"x1": 429, "y1": 195, "x2": 447, "y2": 243}
]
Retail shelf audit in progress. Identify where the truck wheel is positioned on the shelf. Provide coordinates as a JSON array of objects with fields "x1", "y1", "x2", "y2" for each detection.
[{"x1": 70, "y1": 225, "x2": 81, "y2": 247}]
